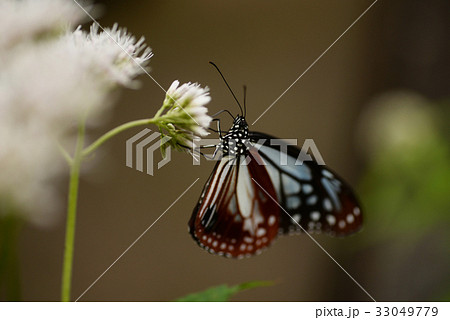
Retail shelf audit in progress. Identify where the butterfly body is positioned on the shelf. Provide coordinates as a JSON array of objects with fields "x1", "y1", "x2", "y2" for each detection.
[
  {"x1": 189, "y1": 115, "x2": 362, "y2": 258},
  {"x1": 218, "y1": 116, "x2": 250, "y2": 156}
]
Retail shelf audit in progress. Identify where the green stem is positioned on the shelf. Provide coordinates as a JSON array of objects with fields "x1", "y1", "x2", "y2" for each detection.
[
  {"x1": 57, "y1": 142, "x2": 73, "y2": 166},
  {"x1": 81, "y1": 118, "x2": 157, "y2": 158},
  {"x1": 60, "y1": 114, "x2": 163, "y2": 301},
  {"x1": 0, "y1": 214, "x2": 22, "y2": 301},
  {"x1": 61, "y1": 117, "x2": 86, "y2": 302},
  {"x1": 154, "y1": 105, "x2": 166, "y2": 119}
]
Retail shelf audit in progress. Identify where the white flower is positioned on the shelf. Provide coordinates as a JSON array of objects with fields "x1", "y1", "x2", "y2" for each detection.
[
  {"x1": 71, "y1": 23, "x2": 153, "y2": 87},
  {"x1": 155, "y1": 81, "x2": 213, "y2": 155},
  {"x1": 0, "y1": 0, "x2": 84, "y2": 50},
  {"x1": 0, "y1": 1, "x2": 152, "y2": 226},
  {"x1": 164, "y1": 81, "x2": 212, "y2": 137}
]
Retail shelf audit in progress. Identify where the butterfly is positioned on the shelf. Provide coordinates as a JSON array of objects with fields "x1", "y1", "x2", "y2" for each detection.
[{"x1": 188, "y1": 63, "x2": 362, "y2": 259}]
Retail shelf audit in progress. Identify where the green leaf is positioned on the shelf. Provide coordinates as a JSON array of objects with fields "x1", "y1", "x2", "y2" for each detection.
[{"x1": 175, "y1": 281, "x2": 273, "y2": 302}]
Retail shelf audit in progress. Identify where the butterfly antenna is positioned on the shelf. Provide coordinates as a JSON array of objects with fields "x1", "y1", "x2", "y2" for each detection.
[
  {"x1": 243, "y1": 85, "x2": 247, "y2": 117},
  {"x1": 209, "y1": 61, "x2": 244, "y2": 116}
]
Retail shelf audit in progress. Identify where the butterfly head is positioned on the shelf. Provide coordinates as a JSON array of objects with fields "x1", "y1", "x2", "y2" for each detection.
[{"x1": 219, "y1": 116, "x2": 250, "y2": 157}]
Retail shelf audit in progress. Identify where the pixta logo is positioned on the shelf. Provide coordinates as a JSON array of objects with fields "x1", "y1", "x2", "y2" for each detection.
[
  {"x1": 126, "y1": 129, "x2": 326, "y2": 175},
  {"x1": 126, "y1": 129, "x2": 171, "y2": 176}
]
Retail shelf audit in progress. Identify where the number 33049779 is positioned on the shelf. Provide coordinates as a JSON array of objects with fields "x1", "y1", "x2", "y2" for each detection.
[{"x1": 375, "y1": 307, "x2": 438, "y2": 317}]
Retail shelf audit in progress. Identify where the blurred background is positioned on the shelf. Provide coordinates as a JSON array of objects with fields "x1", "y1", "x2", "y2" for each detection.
[{"x1": 1, "y1": 0, "x2": 449, "y2": 301}]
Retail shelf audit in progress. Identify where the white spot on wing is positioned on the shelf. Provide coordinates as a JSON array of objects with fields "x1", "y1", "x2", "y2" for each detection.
[
  {"x1": 323, "y1": 198, "x2": 332, "y2": 211},
  {"x1": 310, "y1": 211, "x2": 320, "y2": 221},
  {"x1": 326, "y1": 214, "x2": 336, "y2": 226},
  {"x1": 303, "y1": 184, "x2": 313, "y2": 194},
  {"x1": 242, "y1": 218, "x2": 257, "y2": 236},
  {"x1": 268, "y1": 215, "x2": 276, "y2": 226},
  {"x1": 253, "y1": 207, "x2": 264, "y2": 226},
  {"x1": 346, "y1": 214, "x2": 354, "y2": 224},
  {"x1": 287, "y1": 196, "x2": 301, "y2": 209},
  {"x1": 306, "y1": 195, "x2": 318, "y2": 206},
  {"x1": 256, "y1": 228, "x2": 266, "y2": 237}
]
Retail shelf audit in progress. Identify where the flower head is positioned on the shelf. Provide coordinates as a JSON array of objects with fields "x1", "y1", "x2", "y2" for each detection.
[
  {"x1": 72, "y1": 23, "x2": 153, "y2": 88},
  {"x1": 165, "y1": 80, "x2": 212, "y2": 134},
  {"x1": 0, "y1": 0, "x2": 84, "y2": 50},
  {"x1": 0, "y1": 0, "x2": 152, "y2": 226},
  {"x1": 157, "y1": 81, "x2": 212, "y2": 153}
]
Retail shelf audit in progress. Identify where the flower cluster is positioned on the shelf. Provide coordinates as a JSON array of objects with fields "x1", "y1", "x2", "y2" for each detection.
[
  {"x1": 158, "y1": 81, "x2": 212, "y2": 152},
  {"x1": 0, "y1": 0, "x2": 85, "y2": 49},
  {"x1": 0, "y1": 0, "x2": 152, "y2": 226}
]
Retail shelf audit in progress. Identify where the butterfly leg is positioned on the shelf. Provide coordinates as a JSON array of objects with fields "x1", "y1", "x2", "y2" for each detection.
[
  {"x1": 211, "y1": 109, "x2": 235, "y2": 120},
  {"x1": 198, "y1": 144, "x2": 221, "y2": 160},
  {"x1": 182, "y1": 144, "x2": 220, "y2": 161},
  {"x1": 208, "y1": 118, "x2": 223, "y2": 138}
]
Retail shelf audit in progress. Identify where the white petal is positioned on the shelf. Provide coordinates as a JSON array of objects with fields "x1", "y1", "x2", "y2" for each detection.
[{"x1": 167, "y1": 80, "x2": 180, "y2": 96}]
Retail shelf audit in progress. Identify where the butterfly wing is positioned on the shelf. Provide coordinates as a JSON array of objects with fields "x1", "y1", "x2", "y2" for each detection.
[
  {"x1": 249, "y1": 132, "x2": 362, "y2": 237},
  {"x1": 189, "y1": 149, "x2": 280, "y2": 258}
]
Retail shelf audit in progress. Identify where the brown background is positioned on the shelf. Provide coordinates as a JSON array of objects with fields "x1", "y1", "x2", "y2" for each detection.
[{"x1": 17, "y1": 0, "x2": 449, "y2": 301}]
